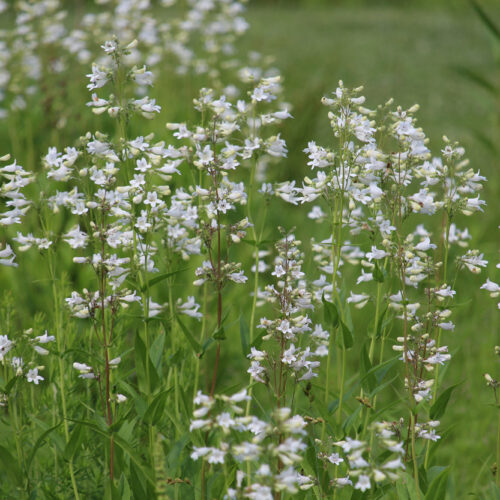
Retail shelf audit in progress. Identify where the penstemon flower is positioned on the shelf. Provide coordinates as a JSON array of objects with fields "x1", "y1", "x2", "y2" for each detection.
[
  {"x1": 248, "y1": 232, "x2": 328, "y2": 399},
  {"x1": 190, "y1": 390, "x2": 314, "y2": 498}
]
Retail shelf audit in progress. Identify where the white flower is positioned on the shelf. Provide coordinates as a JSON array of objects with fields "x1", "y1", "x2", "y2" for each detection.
[
  {"x1": 190, "y1": 446, "x2": 210, "y2": 460},
  {"x1": 354, "y1": 474, "x2": 371, "y2": 492},
  {"x1": 228, "y1": 271, "x2": 247, "y2": 283},
  {"x1": 327, "y1": 453, "x2": 343, "y2": 465},
  {"x1": 101, "y1": 40, "x2": 117, "y2": 54},
  {"x1": 116, "y1": 394, "x2": 127, "y2": 403},
  {"x1": 435, "y1": 286, "x2": 456, "y2": 299},
  {"x1": 86, "y1": 64, "x2": 108, "y2": 91},
  {"x1": 216, "y1": 412, "x2": 235, "y2": 431},
  {"x1": 356, "y1": 269, "x2": 373, "y2": 284},
  {"x1": 366, "y1": 245, "x2": 388, "y2": 261},
  {"x1": 0, "y1": 335, "x2": 13, "y2": 360},
  {"x1": 64, "y1": 226, "x2": 88, "y2": 249},
  {"x1": 35, "y1": 331, "x2": 55, "y2": 344},
  {"x1": 207, "y1": 448, "x2": 225, "y2": 464},
  {"x1": 177, "y1": 296, "x2": 202, "y2": 320},
  {"x1": 481, "y1": 279, "x2": 500, "y2": 295},
  {"x1": 26, "y1": 368, "x2": 44, "y2": 385},
  {"x1": 0, "y1": 244, "x2": 17, "y2": 267},
  {"x1": 438, "y1": 322, "x2": 455, "y2": 331},
  {"x1": 336, "y1": 476, "x2": 353, "y2": 487},
  {"x1": 347, "y1": 292, "x2": 369, "y2": 308},
  {"x1": 415, "y1": 237, "x2": 437, "y2": 252}
]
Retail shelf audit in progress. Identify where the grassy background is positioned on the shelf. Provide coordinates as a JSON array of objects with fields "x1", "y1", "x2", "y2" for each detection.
[{"x1": 1, "y1": 0, "x2": 499, "y2": 495}]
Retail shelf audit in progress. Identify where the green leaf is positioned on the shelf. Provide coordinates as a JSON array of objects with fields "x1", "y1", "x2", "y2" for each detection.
[
  {"x1": 376, "y1": 305, "x2": 388, "y2": 339},
  {"x1": 396, "y1": 479, "x2": 411, "y2": 500},
  {"x1": 0, "y1": 445, "x2": 22, "y2": 485},
  {"x1": 471, "y1": 0, "x2": 500, "y2": 40},
  {"x1": 360, "y1": 342, "x2": 375, "y2": 392},
  {"x1": 175, "y1": 315, "x2": 201, "y2": 353},
  {"x1": 322, "y1": 295, "x2": 339, "y2": 329},
  {"x1": 142, "y1": 389, "x2": 172, "y2": 426},
  {"x1": 118, "y1": 473, "x2": 132, "y2": 500},
  {"x1": 70, "y1": 419, "x2": 155, "y2": 487},
  {"x1": 31, "y1": 417, "x2": 65, "y2": 453},
  {"x1": 141, "y1": 268, "x2": 189, "y2": 292},
  {"x1": 250, "y1": 328, "x2": 267, "y2": 351},
  {"x1": 361, "y1": 355, "x2": 399, "y2": 384},
  {"x1": 338, "y1": 320, "x2": 354, "y2": 349},
  {"x1": 129, "y1": 462, "x2": 147, "y2": 500},
  {"x1": 368, "y1": 375, "x2": 398, "y2": 399},
  {"x1": 167, "y1": 434, "x2": 191, "y2": 473},
  {"x1": 3, "y1": 377, "x2": 17, "y2": 395},
  {"x1": 430, "y1": 383, "x2": 460, "y2": 420},
  {"x1": 212, "y1": 326, "x2": 226, "y2": 340},
  {"x1": 150, "y1": 333, "x2": 165, "y2": 373},
  {"x1": 135, "y1": 332, "x2": 160, "y2": 393},
  {"x1": 64, "y1": 423, "x2": 85, "y2": 461},
  {"x1": 373, "y1": 262, "x2": 386, "y2": 282},
  {"x1": 199, "y1": 338, "x2": 215, "y2": 358},
  {"x1": 342, "y1": 404, "x2": 362, "y2": 434},
  {"x1": 27, "y1": 422, "x2": 63, "y2": 472},
  {"x1": 425, "y1": 466, "x2": 450, "y2": 500},
  {"x1": 239, "y1": 315, "x2": 250, "y2": 356},
  {"x1": 403, "y1": 472, "x2": 422, "y2": 500}
]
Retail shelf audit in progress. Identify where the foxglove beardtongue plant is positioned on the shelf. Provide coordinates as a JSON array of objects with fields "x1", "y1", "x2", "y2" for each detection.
[
  {"x1": 0, "y1": 0, "x2": 272, "y2": 133},
  {"x1": 167, "y1": 75, "x2": 289, "y2": 398},
  {"x1": 190, "y1": 390, "x2": 314, "y2": 499},
  {"x1": 274, "y1": 81, "x2": 487, "y2": 494},
  {"x1": 317, "y1": 421, "x2": 405, "y2": 495},
  {"x1": 248, "y1": 232, "x2": 327, "y2": 404},
  {"x1": 16, "y1": 39, "x2": 192, "y2": 492}
]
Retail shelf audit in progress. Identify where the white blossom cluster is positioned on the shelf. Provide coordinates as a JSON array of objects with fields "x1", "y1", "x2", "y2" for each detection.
[
  {"x1": 278, "y1": 82, "x2": 485, "y2": 273},
  {"x1": 165, "y1": 79, "x2": 290, "y2": 291},
  {"x1": 0, "y1": 155, "x2": 34, "y2": 266},
  {"x1": 0, "y1": 0, "x2": 277, "y2": 124},
  {"x1": 190, "y1": 391, "x2": 313, "y2": 498},
  {"x1": 275, "y1": 81, "x2": 488, "y2": 422},
  {"x1": 248, "y1": 234, "x2": 328, "y2": 387},
  {"x1": 0, "y1": 329, "x2": 56, "y2": 391},
  {"x1": 320, "y1": 421, "x2": 405, "y2": 493},
  {"x1": 9, "y1": 42, "x2": 209, "y2": 397}
]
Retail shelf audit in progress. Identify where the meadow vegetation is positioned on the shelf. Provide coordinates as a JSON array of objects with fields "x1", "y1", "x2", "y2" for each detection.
[{"x1": 0, "y1": 1, "x2": 499, "y2": 499}]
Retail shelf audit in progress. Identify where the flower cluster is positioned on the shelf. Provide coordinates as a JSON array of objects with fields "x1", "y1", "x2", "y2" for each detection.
[
  {"x1": 0, "y1": 155, "x2": 34, "y2": 266},
  {"x1": 190, "y1": 391, "x2": 313, "y2": 498},
  {"x1": 0, "y1": 328, "x2": 56, "y2": 389},
  {"x1": 319, "y1": 421, "x2": 405, "y2": 493},
  {"x1": 248, "y1": 233, "x2": 328, "y2": 395}
]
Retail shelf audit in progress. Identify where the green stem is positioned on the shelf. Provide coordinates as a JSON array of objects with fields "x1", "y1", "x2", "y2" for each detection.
[
  {"x1": 48, "y1": 253, "x2": 80, "y2": 499},
  {"x1": 193, "y1": 283, "x2": 208, "y2": 401},
  {"x1": 411, "y1": 412, "x2": 421, "y2": 499},
  {"x1": 10, "y1": 395, "x2": 25, "y2": 495},
  {"x1": 338, "y1": 347, "x2": 346, "y2": 427},
  {"x1": 168, "y1": 283, "x2": 180, "y2": 420}
]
